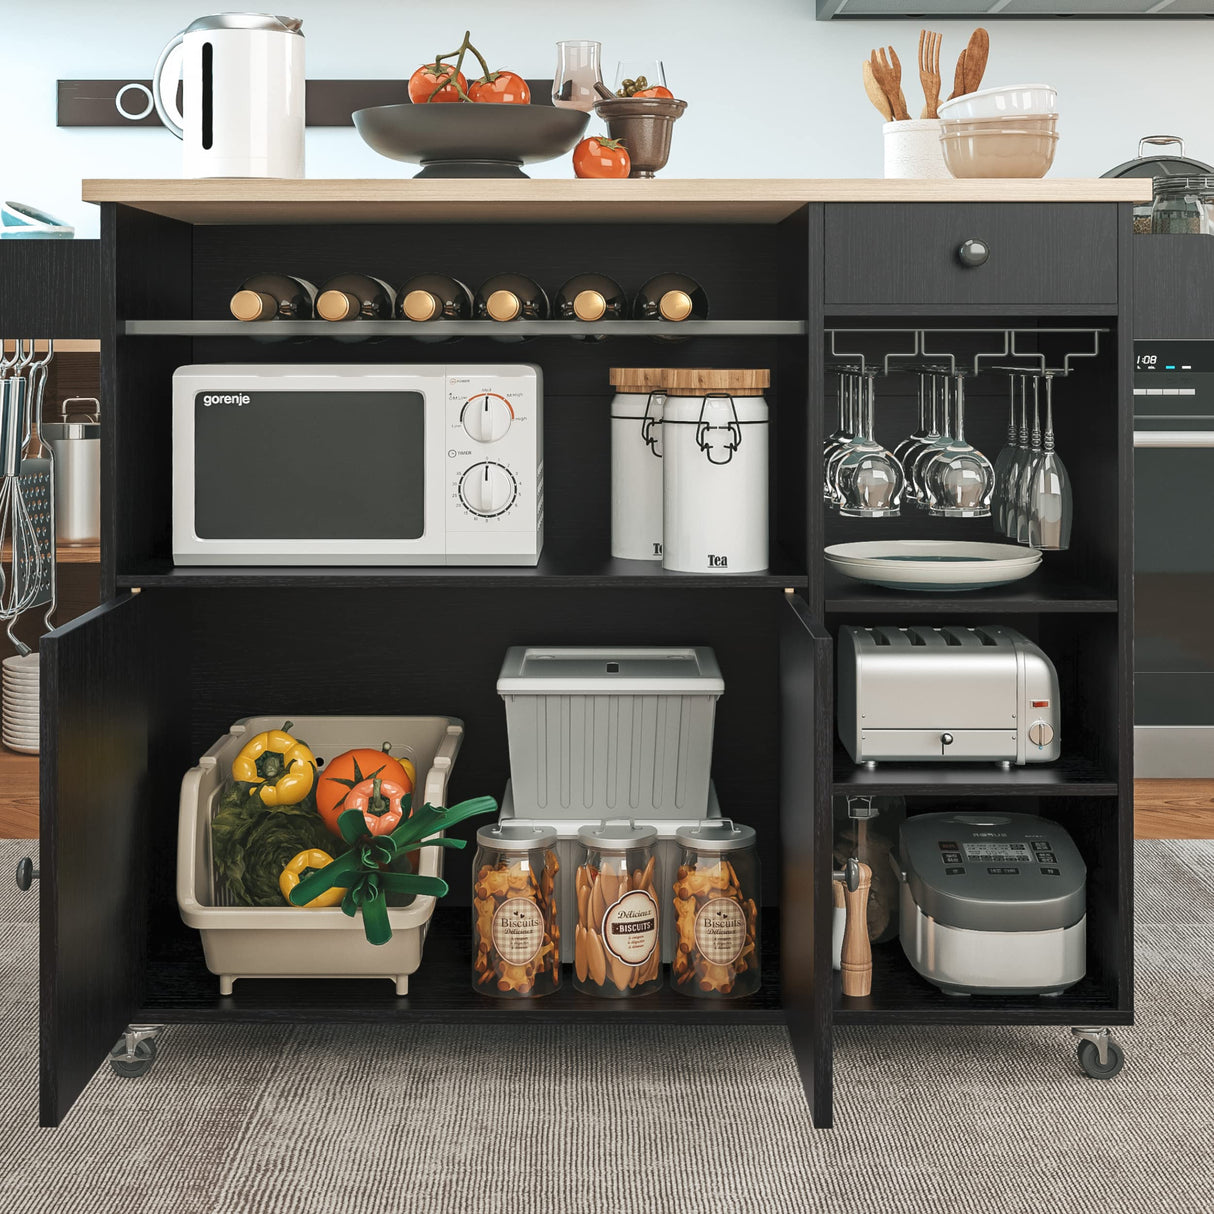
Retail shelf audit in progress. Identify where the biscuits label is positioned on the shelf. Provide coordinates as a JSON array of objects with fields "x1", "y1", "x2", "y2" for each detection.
[
  {"x1": 491, "y1": 897, "x2": 544, "y2": 965},
  {"x1": 602, "y1": 889, "x2": 658, "y2": 965},
  {"x1": 694, "y1": 897, "x2": 747, "y2": 965}
]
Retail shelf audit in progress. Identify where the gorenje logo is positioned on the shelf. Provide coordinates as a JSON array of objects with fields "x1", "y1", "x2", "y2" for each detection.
[{"x1": 201, "y1": 393, "x2": 251, "y2": 407}]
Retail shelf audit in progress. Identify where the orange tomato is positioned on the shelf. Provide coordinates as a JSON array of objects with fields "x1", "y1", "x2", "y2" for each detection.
[
  {"x1": 572, "y1": 136, "x2": 631, "y2": 180},
  {"x1": 633, "y1": 86, "x2": 674, "y2": 99},
  {"x1": 408, "y1": 63, "x2": 467, "y2": 104},
  {"x1": 316, "y1": 747, "x2": 414, "y2": 835},
  {"x1": 469, "y1": 71, "x2": 530, "y2": 104}
]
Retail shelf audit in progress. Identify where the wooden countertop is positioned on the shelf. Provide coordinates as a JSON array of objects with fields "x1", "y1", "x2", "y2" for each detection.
[{"x1": 82, "y1": 178, "x2": 1152, "y2": 226}]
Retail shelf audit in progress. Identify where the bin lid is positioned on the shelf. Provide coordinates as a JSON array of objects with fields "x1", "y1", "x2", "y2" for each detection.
[
  {"x1": 665, "y1": 369, "x2": 770, "y2": 397},
  {"x1": 476, "y1": 821, "x2": 558, "y2": 851},
  {"x1": 497, "y1": 646, "x2": 724, "y2": 695},
  {"x1": 609, "y1": 367, "x2": 675, "y2": 394},
  {"x1": 674, "y1": 819, "x2": 755, "y2": 853},
  {"x1": 576, "y1": 821, "x2": 659, "y2": 851}
]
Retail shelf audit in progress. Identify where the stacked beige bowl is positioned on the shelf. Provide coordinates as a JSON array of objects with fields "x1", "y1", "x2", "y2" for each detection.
[
  {"x1": 3, "y1": 653, "x2": 40, "y2": 754},
  {"x1": 938, "y1": 84, "x2": 1058, "y2": 178}
]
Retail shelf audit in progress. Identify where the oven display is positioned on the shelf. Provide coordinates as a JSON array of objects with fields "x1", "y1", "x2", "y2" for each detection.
[
  {"x1": 962, "y1": 841, "x2": 1034, "y2": 863},
  {"x1": 194, "y1": 390, "x2": 426, "y2": 539}
]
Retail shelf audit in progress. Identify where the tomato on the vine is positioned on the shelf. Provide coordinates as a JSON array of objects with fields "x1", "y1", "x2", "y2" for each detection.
[
  {"x1": 408, "y1": 62, "x2": 467, "y2": 104},
  {"x1": 469, "y1": 71, "x2": 530, "y2": 104},
  {"x1": 572, "y1": 136, "x2": 631, "y2": 180},
  {"x1": 633, "y1": 86, "x2": 674, "y2": 100}
]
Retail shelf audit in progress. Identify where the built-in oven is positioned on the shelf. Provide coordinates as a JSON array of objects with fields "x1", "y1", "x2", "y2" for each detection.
[{"x1": 1134, "y1": 340, "x2": 1214, "y2": 775}]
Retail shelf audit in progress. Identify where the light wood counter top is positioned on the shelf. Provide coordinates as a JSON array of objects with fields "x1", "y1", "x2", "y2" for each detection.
[{"x1": 82, "y1": 178, "x2": 1152, "y2": 225}]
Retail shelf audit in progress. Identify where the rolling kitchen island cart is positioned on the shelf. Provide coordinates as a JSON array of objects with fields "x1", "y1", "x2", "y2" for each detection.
[{"x1": 24, "y1": 177, "x2": 1145, "y2": 1127}]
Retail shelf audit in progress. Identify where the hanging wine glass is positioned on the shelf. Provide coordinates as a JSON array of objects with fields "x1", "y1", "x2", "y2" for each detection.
[
  {"x1": 823, "y1": 362, "x2": 858, "y2": 503},
  {"x1": 892, "y1": 364, "x2": 934, "y2": 486},
  {"x1": 834, "y1": 367, "x2": 905, "y2": 518},
  {"x1": 1024, "y1": 371, "x2": 1073, "y2": 550},
  {"x1": 1014, "y1": 375, "x2": 1044, "y2": 544},
  {"x1": 909, "y1": 366, "x2": 954, "y2": 506},
  {"x1": 990, "y1": 371, "x2": 1021, "y2": 535},
  {"x1": 923, "y1": 369, "x2": 995, "y2": 518}
]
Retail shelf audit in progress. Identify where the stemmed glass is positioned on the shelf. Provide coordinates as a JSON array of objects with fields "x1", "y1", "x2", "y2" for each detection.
[
  {"x1": 990, "y1": 372, "x2": 1022, "y2": 536},
  {"x1": 892, "y1": 364, "x2": 934, "y2": 503},
  {"x1": 823, "y1": 363, "x2": 859, "y2": 503},
  {"x1": 923, "y1": 370, "x2": 995, "y2": 517},
  {"x1": 1013, "y1": 376, "x2": 1044, "y2": 543},
  {"x1": 1022, "y1": 371, "x2": 1072, "y2": 550},
  {"x1": 833, "y1": 367, "x2": 905, "y2": 518},
  {"x1": 908, "y1": 367, "x2": 953, "y2": 506}
]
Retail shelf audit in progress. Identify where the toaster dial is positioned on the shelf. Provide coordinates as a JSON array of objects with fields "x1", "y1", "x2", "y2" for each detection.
[{"x1": 1028, "y1": 720, "x2": 1055, "y2": 749}]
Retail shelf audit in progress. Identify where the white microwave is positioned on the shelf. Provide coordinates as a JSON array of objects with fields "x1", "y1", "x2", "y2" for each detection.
[{"x1": 172, "y1": 364, "x2": 543, "y2": 565}]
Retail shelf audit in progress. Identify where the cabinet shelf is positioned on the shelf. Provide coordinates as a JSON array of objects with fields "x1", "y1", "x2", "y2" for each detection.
[
  {"x1": 831, "y1": 747, "x2": 1118, "y2": 797},
  {"x1": 136, "y1": 908, "x2": 783, "y2": 1025},
  {"x1": 122, "y1": 319, "x2": 808, "y2": 339},
  {"x1": 832, "y1": 942, "x2": 1127, "y2": 1027},
  {"x1": 116, "y1": 551, "x2": 809, "y2": 590}
]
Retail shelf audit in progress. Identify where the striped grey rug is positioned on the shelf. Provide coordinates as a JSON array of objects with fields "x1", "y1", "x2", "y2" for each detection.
[{"x1": 2, "y1": 839, "x2": 1212, "y2": 1214}]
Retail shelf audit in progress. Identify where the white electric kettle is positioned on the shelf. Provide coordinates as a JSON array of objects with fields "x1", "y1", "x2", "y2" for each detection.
[{"x1": 153, "y1": 13, "x2": 305, "y2": 179}]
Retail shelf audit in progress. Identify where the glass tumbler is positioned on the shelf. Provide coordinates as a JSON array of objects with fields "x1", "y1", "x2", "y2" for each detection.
[{"x1": 553, "y1": 40, "x2": 604, "y2": 110}]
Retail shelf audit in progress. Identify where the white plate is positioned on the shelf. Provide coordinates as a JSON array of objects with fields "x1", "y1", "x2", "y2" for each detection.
[
  {"x1": 826, "y1": 540, "x2": 1042, "y2": 591},
  {"x1": 2, "y1": 653, "x2": 39, "y2": 672},
  {"x1": 2, "y1": 688, "x2": 40, "y2": 703},
  {"x1": 3, "y1": 732, "x2": 39, "y2": 749},
  {"x1": 4, "y1": 706, "x2": 39, "y2": 720},
  {"x1": 3, "y1": 737, "x2": 38, "y2": 754}
]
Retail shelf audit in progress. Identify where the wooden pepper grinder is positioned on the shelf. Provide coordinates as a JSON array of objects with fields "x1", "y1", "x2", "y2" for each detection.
[{"x1": 834, "y1": 857, "x2": 873, "y2": 998}]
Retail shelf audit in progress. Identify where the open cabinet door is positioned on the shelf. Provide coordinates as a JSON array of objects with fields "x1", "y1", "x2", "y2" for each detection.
[
  {"x1": 40, "y1": 593, "x2": 151, "y2": 1125},
  {"x1": 780, "y1": 593, "x2": 834, "y2": 1129}
]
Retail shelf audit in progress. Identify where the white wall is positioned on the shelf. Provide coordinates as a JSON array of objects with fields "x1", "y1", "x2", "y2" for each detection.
[{"x1": 8, "y1": 0, "x2": 1213, "y2": 238}]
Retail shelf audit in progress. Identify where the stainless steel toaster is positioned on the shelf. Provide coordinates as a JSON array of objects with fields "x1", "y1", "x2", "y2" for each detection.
[{"x1": 837, "y1": 625, "x2": 1061, "y2": 765}]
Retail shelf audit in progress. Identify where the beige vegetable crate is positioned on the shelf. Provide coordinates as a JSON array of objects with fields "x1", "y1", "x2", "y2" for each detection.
[{"x1": 177, "y1": 715, "x2": 464, "y2": 995}]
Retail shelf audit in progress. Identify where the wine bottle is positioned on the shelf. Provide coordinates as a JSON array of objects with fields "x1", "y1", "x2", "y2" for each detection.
[
  {"x1": 554, "y1": 273, "x2": 628, "y2": 324},
  {"x1": 397, "y1": 273, "x2": 475, "y2": 322},
  {"x1": 316, "y1": 273, "x2": 396, "y2": 322},
  {"x1": 229, "y1": 273, "x2": 316, "y2": 322},
  {"x1": 633, "y1": 273, "x2": 709, "y2": 323},
  {"x1": 474, "y1": 274, "x2": 549, "y2": 323}
]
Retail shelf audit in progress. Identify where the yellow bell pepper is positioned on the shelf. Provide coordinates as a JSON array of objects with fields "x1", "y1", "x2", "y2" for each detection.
[
  {"x1": 279, "y1": 849, "x2": 346, "y2": 908},
  {"x1": 232, "y1": 721, "x2": 317, "y2": 807}
]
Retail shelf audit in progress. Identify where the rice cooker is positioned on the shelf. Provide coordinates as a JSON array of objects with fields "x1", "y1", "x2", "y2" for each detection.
[{"x1": 892, "y1": 811, "x2": 1086, "y2": 996}]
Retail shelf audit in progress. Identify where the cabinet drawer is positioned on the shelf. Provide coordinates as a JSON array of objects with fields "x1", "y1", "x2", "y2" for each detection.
[{"x1": 824, "y1": 203, "x2": 1118, "y2": 308}]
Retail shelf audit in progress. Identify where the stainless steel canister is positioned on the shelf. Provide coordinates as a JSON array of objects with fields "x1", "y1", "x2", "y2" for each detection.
[{"x1": 41, "y1": 398, "x2": 100, "y2": 545}]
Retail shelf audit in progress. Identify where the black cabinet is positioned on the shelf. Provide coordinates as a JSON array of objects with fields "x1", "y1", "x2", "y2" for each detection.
[{"x1": 36, "y1": 186, "x2": 1135, "y2": 1130}]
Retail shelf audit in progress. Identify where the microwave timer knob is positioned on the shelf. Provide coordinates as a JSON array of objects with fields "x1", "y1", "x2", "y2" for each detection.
[
  {"x1": 461, "y1": 393, "x2": 513, "y2": 442},
  {"x1": 459, "y1": 461, "x2": 517, "y2": 516},
  {"x1": 1028, "y1": 720, "x2": 1055, "y2": 749}
]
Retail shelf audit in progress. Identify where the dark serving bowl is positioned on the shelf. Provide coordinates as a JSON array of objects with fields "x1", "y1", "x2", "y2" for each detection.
[{"x1": 353, "y1": 101, "x2": 590, "y2": 179}]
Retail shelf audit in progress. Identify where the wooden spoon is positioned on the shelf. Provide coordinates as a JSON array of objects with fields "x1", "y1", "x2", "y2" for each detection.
[
  {"x1": 963, "y1": 28, "x2": 990, "y2": 96},
  {"x1": 862, "y1": 59, "x2": 893, "y2": 121},
  {"x1": 948, "y1": 48, "x2": 968, "y2": 101}
]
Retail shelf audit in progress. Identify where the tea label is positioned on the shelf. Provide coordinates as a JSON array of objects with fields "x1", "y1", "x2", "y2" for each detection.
[
  {"x1": 694, "y1": 897, "x2": 747, "y2": 965},
  {"x1": 603, "y1": 889, "x2": 658, "y2": 966},
  {"x1": 492, "y1": 897, "x2": 544, "y2": 965}
]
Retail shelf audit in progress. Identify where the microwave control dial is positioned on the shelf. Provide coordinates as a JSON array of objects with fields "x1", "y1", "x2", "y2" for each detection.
[
  {"x1": 1028, "y1": 720, "x2": 1055, "y2": 749},
  {"x1": 461, "y1": 392, "x2": 513, "y2": 443},
  {"x1": 459, "y1": 461, "x2": 517, "y2": 517}
]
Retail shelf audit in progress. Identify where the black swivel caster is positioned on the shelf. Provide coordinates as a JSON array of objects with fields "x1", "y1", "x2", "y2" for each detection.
[
  {"x1": 1072, "y1": 1027, "x2": 1125, "y2": 1080},
  {"x1": 108, "y1": 1026, "x2": 163, "y2": 1078},
  {"x1": 15, "y1": 858, "x2": 38, "y2": 890}
]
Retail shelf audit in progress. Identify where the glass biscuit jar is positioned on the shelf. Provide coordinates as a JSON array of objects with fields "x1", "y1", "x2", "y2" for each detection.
[
  {"x1": 573, "y1": 822, "x2": 662, "y2": 997},
  {"x1": 472, "y1": 823, "x2": 560, "y2": 998},
  {"x1": 671, "y1": 820, "x2": 760, "y2": 998}
]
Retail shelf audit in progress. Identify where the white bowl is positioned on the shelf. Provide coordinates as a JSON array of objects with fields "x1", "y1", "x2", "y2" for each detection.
[{"x1": 938, "y1": 83, "x2": 1058, "y2": 123}]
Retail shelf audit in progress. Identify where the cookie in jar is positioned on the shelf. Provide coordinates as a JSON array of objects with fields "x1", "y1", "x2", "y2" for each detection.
[
  {"x1": 472, "y1": 823, "x2": 560, "y2": 998},
  {"x1": 671, "y1": 820, "x2": 760, "y2": 998},
  {"x1": 574, "y1": 822, "x2": 662, "y2": 998}
]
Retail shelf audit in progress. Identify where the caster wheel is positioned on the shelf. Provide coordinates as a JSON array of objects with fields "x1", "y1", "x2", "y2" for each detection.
[
  {"x1": 108, "y1": 1037, "x2": 157, "y2": 1078},
  {"x1": 1077, "y1": 1038, "x2": 1124, "y2": 1080}
]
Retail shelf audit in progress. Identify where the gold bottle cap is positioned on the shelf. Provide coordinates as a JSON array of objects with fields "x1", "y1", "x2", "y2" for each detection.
[
  {"x1": 402, "y1": 289, "x2": 439, "y2": 322},
  {"x1": 317, "y1": 289, "x2": 356, "y2": 321},
  {"x1": 658, "y1": 290, "x2": 693, "y2": 322},
  {"x1": 572, "y1": 289, "x2": 607, "y2": 322},
  {"x1": 486, "y1": 289, "x2": 521, "y2": 322},
  {"x1": 230, "y1": 289, "x2": 275, "y2": 322}
]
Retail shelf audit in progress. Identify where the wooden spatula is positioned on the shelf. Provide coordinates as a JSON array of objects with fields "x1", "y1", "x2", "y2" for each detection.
[
  {"x1": 963, "y1": 28, "x2": 990, "y2": 95},
  {"x1": 948, "y1": 48, "x2": 968, "y2": 101},
  {"x1": 862, "y1": 59, "x2": 893, "y2": 121}
]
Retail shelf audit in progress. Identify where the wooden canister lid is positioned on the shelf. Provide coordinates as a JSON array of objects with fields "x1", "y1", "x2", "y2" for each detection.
[
  {"x1": 665, "y1": 369, "x2": 770, "y2": 396},
  {"x1": 609, "y1": 367, "x2": 676, "y2": 393}
]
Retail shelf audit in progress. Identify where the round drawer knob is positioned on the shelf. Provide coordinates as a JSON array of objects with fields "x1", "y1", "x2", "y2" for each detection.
[
  {"x1": 957, "y1": 239, "x2": 990, "y2": 268},
  {"x1": 15, "y1": 858, "x2": 39, "y2": 891},
  {"x1": 941, "y1": 732, "x2": 955, "y2": 746}
]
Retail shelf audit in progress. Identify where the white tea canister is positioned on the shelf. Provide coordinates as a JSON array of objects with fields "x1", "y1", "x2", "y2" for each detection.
[
  {"x1": 661, "y1": 369, "x2": 770, "y2": 575},
  {"x1": 610, "y1": 368, "x2": 670, "y2": 561},
  {"x1": 883, "y1": 118, "x2": 949, "y2": 180}
]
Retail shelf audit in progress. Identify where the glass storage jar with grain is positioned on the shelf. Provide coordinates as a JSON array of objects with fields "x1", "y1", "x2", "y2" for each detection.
[
  {"x1": 574, "y1": 822, "x2": 662, "y2": 997},
  {"x1": 472, "y1": 823, "x2": 560, "y2": 998},
  {"x1": 671, "y1": 820, "x2": 760, "y2": 998}
]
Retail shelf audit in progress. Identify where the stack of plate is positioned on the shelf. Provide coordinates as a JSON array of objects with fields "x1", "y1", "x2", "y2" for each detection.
[
  {"x1": 3, "y1": 653, "x2": 40, "y2": 754},
  {"x1": 825, "y1": 540, "x2": 1042, "y2": 592}
]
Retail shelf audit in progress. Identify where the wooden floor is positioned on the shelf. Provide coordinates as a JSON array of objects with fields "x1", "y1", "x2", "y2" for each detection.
[{"x1": 0, "y1": 754, "x2": 1209, "y2": 841}]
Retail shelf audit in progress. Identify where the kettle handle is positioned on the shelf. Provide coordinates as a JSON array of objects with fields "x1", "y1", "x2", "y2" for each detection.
[{"x1": 152, "y1": 30, "x2": 187, "y2": 140}]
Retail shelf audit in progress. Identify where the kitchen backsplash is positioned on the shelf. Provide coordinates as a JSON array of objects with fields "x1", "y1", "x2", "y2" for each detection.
[{"x1": 9, "y1": 0, "x2": 1211, "y2": 236}]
